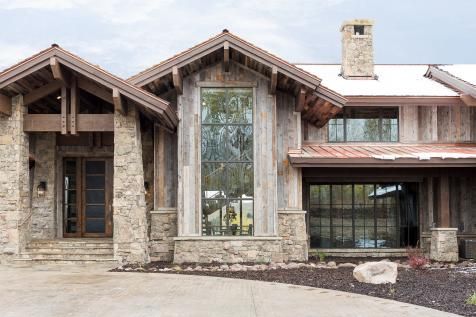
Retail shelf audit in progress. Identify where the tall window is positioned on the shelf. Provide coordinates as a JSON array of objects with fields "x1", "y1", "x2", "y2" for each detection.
[
  {"x1": 308, "y1": 183, "x2": 419, "y2": 249},
  {"x1": 328, "y1": 107, "x2": 398, "y2": 142},
  {"x1": 201, "y1": 88, "x2": 253, "y2": 236}
]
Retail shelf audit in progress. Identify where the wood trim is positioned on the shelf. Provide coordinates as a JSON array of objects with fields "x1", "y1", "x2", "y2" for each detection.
[
  {"x1": 50, "y1": 57, "x2": 65, "y2": 83},
  {"x1": 112, "y1": 88, "x2": 127, "y2": 114},
  {"x1": 346, "y1": 96, "x2": 464, "y2": 106},
  {"x1": 70, "y1": 77, "x2": 78, "y2": 134},
  {"x1": 60, "y1": 86, "x2": 68, "y2": 134},
  {"x1": 223, "y1": 41, "x2": 230, "y2": 73},
  {"x1": 0, "y1": 93, "x2": 11, "y2": 115},
  {"x1": 295, "y1": 87, "x2": 306, "y2": 112},
  {"x1": 78, "y1": 77, "x2": 113, "y2": 104},
  {"x1": 437, "y1": 175, "x2": 450, "y2": 227},
  {"x1": 461, "y1": 94, "x2": 476, "y2": 106},
  {"x1": 196, "y1": 81, "x2": 257, "y2": 88},
  {"x1": 76, "y1": 114, "x2": 114, "y2": 131},
  {"x1": 426, "y1": 66, "x2": 476, "y2": 98}
]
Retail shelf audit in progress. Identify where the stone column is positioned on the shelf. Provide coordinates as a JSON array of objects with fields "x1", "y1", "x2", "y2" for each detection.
[
  {"x1": 0, "y1": 95, "x2": 30, "y2": 259},
  {"x1": 278, "y1": 210, "x2": 308, "y2": 262},
  {"x1": 113, "y1": 105, "x2": 149, "y2": 263},
  {"x1": 430, "y1": 228, "x2": 458, "y2": 262}
]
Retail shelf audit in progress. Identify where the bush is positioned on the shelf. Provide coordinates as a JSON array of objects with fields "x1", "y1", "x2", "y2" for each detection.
[
  {"x1": 318, "y1": 251, "x2": 327, "y2": 263},
  {"x1": 407, "y1": 247, "x2": 429, "y2": 269},
  {"x1": 466, "y1": 292, "x2": 476, "y2": 305}
]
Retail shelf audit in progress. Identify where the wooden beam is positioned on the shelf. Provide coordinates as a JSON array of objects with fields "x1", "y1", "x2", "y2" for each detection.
[
  {"x1": 60, "y1": 86, "x2": 68, "y2": 134},
  {"x1": 50, "y1": 57, "x2": 65, "y2": 82},
  {"x1": 172, "y1": 66, "x2": 183, "y2": 95},
  {"x1": 24, "y1": 114, "x2": 113, "y2": 132},
  {"x1": 112, "y1": 88, "x2": 127, "y2": 115},
  {"x1": 269, "y1": 66, "x2": 278, "y2": 94},
  {"x1": 77, "y1": 77, "x2": 113, "y2": 104},
  {"x1": 0, "y1": 93, "x2": 12, "y2": 115},
  {"x1": 223, "y1": 41, "x2": 230, "y2": 73},
  {"x1": 438, "y1": 175, "x2": 450, "y2": 228},
  {"x1": 70, "y1": 77, "x2": 78, "y2": 134},
  {"x1": 295, "y1": 87, "x2": 306, "y2": 112},
  {"x1": 24, "y1": 80, "x2": 62, "y2": 106},
  {"x1": 461, "y1": 94, "x2": 476, "y2": 106}
]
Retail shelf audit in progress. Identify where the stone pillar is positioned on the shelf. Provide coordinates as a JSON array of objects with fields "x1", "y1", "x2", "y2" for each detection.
[
  {"x1": 113, "y1": 105, "x2": 149, "y2": 263},
  {"x1": 0, "y1": 95, "x2": 30, "y2": 259},
  {"x1": 278, "y1": 210, "x2": 308, "y2": 262},
  {"x1": 430, "y1": 228, "x2": 458, "y2": 262},
  {"x1": 31, "y1": 133, "x2": 56, "y2": 239}
]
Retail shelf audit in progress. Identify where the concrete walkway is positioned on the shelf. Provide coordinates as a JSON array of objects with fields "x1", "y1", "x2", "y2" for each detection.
[{"x1": 0, "y1": 264, "x2": 459, "y2": 317}]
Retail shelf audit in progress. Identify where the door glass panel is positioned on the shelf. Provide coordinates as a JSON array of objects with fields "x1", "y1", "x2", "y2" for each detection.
[
  {"x1": 86, "y1": 190, "x2": 105, "y2": 204},
  {"x1": 85, "y1": 205, "x2": 105, "y2": 218},
  {"x1": 64, "y1": 160, "x2": 77, "y2": 234},
  {"x1": 86, "y1": 175, "x2": 105, "y2": 189},
  {"x1": 84, "y1": 160, "x2": 106, "y2": 234},
  {"x1": 85, "y1": 161, "x2": 105, "y2": 174},
  {"x1": 85, "y1": 219, "x2": 105, "y2": 233}
]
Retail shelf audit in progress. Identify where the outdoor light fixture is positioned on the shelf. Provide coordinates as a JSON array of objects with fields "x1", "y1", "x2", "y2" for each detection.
[
  {"x1": 56, "y1": 95, "x2": 61, "y2": 100},
  {"x1": 37, "y1": 181, "x2": 47, "y2": 197},
  {"x1": 144, "y1": 181, "x2": 150, "y2": 195}
]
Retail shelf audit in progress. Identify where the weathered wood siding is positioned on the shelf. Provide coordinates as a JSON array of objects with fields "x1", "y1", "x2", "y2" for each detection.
[
  {"x1": 177, "y1": 62, "x2": 277, "y2": 236},
  {"x1": 305, "y1": 105, "x2": 476, "y2": 143},
  {"x1": 276, "y1": 91, "x2": 302, "y2": 210}
]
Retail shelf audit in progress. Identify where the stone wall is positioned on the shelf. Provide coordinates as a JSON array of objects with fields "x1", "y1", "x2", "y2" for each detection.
[
  {"x1": 278, "y1": 210, "x2": 308, "y2": 262},
  {"x1": 149, "y1": 209, "x2": 177, "y2": 261},
  {"x1": 174, "y1": 237, "x2": 283, "y2": 264},
  {"x1": 30, "y1": 133, "x2": 56, "y2": 239},
  {"x1": 0, "y1": 95, "x2": 31, "y2": 260},
  {"x1": 430, "y1": 228, "x2": 459, "y2": 262},
  {"x1": 113, "y1": 106, "x2": 149, "y2": 263},
  {"x1": 341, "y1": 19, "x2": 374, "y2": 78}
]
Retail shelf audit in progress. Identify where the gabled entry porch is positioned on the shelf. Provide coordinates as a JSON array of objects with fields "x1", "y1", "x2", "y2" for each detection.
[{"x1": 0, "y1": 45, "x2": 177, "y2": 264}]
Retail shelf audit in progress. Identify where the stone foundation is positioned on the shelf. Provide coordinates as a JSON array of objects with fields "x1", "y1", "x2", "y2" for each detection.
[
  {"x1": 430, "y1": 228, "x2": 458, "y2": 262},
  {"x1": 173, "y1": 237, "x2": 283, "y2": 264},
  {"x1": 149, "y1": 208, "x2": 177, "y2": 261},
  {"x1": 0, "y1": 95, "x2": 31, "y2": 257},
  {"x1": 278, "y1": 210, "x2": 308, "y2": 262},
  {"x1": 113, "y1": 106, "x2": 149, "y2": 263}
]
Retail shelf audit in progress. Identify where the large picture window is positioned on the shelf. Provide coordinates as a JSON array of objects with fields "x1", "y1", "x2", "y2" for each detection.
[
  {"x1": 201, "y1": 88, "x2": 253, "y2": 236},
  {"x1": 328, "y1": 107, "x2": 398, "y2": 142},
  {"x1": 308, "y1": 183, "x2": 418, "y2": 248}
]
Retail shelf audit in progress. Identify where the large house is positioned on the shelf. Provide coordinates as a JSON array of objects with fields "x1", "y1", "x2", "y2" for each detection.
[{"x1": 0, "y1": 19, "x2": 475, "y2": 264}]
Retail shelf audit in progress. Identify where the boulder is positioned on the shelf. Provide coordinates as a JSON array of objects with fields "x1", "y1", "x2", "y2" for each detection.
[{"x1": 353, "y1": 262, "x2": 398, "y2": 284}]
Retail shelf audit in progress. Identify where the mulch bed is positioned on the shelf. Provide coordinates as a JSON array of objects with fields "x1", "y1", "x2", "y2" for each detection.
[{"x1": 112, "y1": 261, "x2": 476, "y2": 316}]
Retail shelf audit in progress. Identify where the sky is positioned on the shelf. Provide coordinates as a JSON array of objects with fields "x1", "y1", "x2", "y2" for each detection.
[{"x1": 0, "y1": 0, "x2": 474, "y2": 78}]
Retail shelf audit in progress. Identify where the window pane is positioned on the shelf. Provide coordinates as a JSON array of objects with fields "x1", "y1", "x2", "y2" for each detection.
[
  {"x1": 226, "y1": 163, "x2": 253, "y2": 198},
  {"x1": 201, "y1": 125, "x2": 227, "y2": 161},
  {"x1": 227, "y1": 125, "x2": 253, "y2": 161},
  {"x1": 86, "y1": 190, "x2": 104, "y2": 204},
  {"x1": 347, "y1": 118, "x2": 379, "y2": 141},
  {"x1": 201, "y1": 163, "x2": 226, "y2": 199},
  {"x1": 227, "y1": 88, "x2": 253, "y2": 124},
  {"x1": 201, "y1": 88, "x2": 226, "y2": 124},
  {"x1": 85, "y1": 161, "x2": 105, "y2": 174}
]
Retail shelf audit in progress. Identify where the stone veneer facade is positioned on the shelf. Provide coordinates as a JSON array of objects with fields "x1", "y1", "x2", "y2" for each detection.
[
  {"x1": 341, "y1": 19, "x2": 374, "y2": 78},
  {"x1": 0, "y1": 96, "x2": 31, "y2": 261},
  {"x1": 113, "y1": 106, "x2": 149, "y2": 263},
  {"x1": 149, "y1": 209, "x2": 177, "y2": 261},
  {"x1": 430, "y1": 228, "x2": 459, "y2": 262}
]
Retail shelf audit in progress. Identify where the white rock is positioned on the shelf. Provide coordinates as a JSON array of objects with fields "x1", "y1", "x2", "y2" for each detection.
[
  {"x1": 327, "y1": 261, "x2": 337, "y2": 268},
  {"x1": 338, "y1": 263, "x2": 357, "y2": 268},
  {"x1": 353, "y1": 262, "x2": 398, "y2": 284},
  {"x1": 287, "y1": 262, "x2": 300, "y2": 269}
]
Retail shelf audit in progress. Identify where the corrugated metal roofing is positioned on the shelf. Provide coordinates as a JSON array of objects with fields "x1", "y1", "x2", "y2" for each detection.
[
  {"x1": 289, "y1": 143, "x2": 476, "y2": 165},
  {"x1": 295, "y1": 64, "x2": 460, "y2": 97}
]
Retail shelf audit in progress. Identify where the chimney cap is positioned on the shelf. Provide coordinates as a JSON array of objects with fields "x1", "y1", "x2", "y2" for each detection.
[{"x1": 341, "y1": 19, "x2": 374, "y2": 31}]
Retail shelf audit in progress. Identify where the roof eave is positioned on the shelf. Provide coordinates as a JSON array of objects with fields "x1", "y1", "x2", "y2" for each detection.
[{"x1": 425, "y1": 65, "x2": 476, "y2": 99}]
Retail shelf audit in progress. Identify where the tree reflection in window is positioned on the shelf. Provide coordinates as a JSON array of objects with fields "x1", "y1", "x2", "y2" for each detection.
[
  {"x1": 201, "y1": 88, "x2": 253, "y2": 236},
  {"x1": 328, "y1": 107, "x2": 398, "y2": 142}
]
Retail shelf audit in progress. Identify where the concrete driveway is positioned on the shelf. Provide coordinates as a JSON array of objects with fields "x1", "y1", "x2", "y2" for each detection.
[{"x1": 0, "y1": 264, "x2": 459, "y2": 317}]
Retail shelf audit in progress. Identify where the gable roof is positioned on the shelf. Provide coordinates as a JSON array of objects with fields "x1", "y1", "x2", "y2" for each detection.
[
  {"x1": 128, "y1": 30, "x2": 347, "y2": 108},
  {"x1": 425, "y1": 65, "x2": 476, "y2": 98},
  {"x1": 0, "y1": 45, "x2": 178, "y2": 129}
]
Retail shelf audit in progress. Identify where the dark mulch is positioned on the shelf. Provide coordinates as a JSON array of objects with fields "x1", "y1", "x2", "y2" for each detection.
[{"x1": 112, "y1": 262, "x2": 476, "y2": 316}]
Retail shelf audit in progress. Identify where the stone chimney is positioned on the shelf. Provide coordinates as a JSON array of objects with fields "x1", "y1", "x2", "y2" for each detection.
[{"x1": 340, "y1": 19, "x2": 375, "y2": 79}]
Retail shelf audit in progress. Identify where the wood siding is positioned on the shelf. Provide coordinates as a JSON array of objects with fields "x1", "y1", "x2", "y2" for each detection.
[
  {"x1": 177, "y1": 62, "x2": 278, "y2": 236},
  {"x1": 305, "y1": 105, "x2": 476, "y2": 143}
]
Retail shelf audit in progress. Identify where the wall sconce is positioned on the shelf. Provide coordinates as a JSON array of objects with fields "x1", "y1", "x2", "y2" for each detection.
[
  {"x1": 144, "y1": 181, "x2": 150, "y2": 195},
  {"x1": 37, "y1": 181, "x2": 47, "y2": 197}
]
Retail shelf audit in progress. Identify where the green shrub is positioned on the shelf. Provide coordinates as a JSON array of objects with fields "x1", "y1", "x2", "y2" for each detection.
[
  {"x1": 466, "y1": 292, "x2": 476, "y2": 305},
  {"x1": 318, "y1": 251, "x2": 327, "y2": 263}
]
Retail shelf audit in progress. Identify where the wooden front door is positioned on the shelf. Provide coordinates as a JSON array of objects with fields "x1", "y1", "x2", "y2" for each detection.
[{"x1": 63, "y1": 158, "x2": 113, "y2": 238}]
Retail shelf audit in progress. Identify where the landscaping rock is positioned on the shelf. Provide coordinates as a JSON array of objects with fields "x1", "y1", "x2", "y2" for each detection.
[
  {"x1": 353, "y1": 262, "x2": 398, "y2": 284},
  {"x1": 327, "y1": 261, "x2": 337, "y2": 268},
  {"x1": 338, "y1": 263, "x2": 357, "y2": 268}
]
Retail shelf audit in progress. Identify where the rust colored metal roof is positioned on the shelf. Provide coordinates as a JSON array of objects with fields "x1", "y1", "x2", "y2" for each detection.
[{"x1": 289, "y1": 143, "x2": 476, "y2": 167}]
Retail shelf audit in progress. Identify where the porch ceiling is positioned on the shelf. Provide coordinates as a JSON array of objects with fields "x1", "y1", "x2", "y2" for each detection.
[{"x1": 289, "y1": 143, "x2": 476, "y2": 167}]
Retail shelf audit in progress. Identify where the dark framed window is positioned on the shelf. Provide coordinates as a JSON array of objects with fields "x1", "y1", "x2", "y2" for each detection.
[
  {"x1": 201, "y1": 88, "x2": 254, "y2": 236},
  {"x1": 308, "y1": 183, "x2": 419, "y2": 249},
  {"x1": 328, "y1": 107, "x2": 398, "y2": 142}
]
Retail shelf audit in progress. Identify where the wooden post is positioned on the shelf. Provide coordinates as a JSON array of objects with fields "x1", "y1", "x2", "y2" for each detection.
[
  {"x1": 70, "y1": 77, "x2": 78, "y2": 134},
  {"x1": 60, "y1": 86, "x2": 68, "y2": 134},
  {"x1": 172, "y1": 66, "x2": 183, "y2": 95},
  {"x1": 269, "y1": 66, "x2": 278, "y2": 94},
  {"x1": 438, "y1": 175, "x2": 450, "y2": 227},
  {"x1": 223, "y1": 41, "x2": 230, "y2": 73}
]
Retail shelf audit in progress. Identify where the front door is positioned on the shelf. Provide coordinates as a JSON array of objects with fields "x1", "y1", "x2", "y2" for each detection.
[{"x1": 63, "y1": 158, "x2": 113, "y2": 238}]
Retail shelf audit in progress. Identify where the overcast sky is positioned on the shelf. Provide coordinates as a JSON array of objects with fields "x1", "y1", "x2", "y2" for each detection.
[{"x1": 0, "y1": 0, "x2": 474, "y2": 78}]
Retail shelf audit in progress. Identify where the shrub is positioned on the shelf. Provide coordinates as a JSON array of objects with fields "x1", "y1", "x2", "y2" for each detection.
[
  {"x1": 318, "y1": 251, "x2": 327, "y2": 263},
  {"x1": 407, "y1": 247, "x2": 429, "y2": 269},
  {"x1": 466, "y1": 292, "x2": 476, "y2": 305}
]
